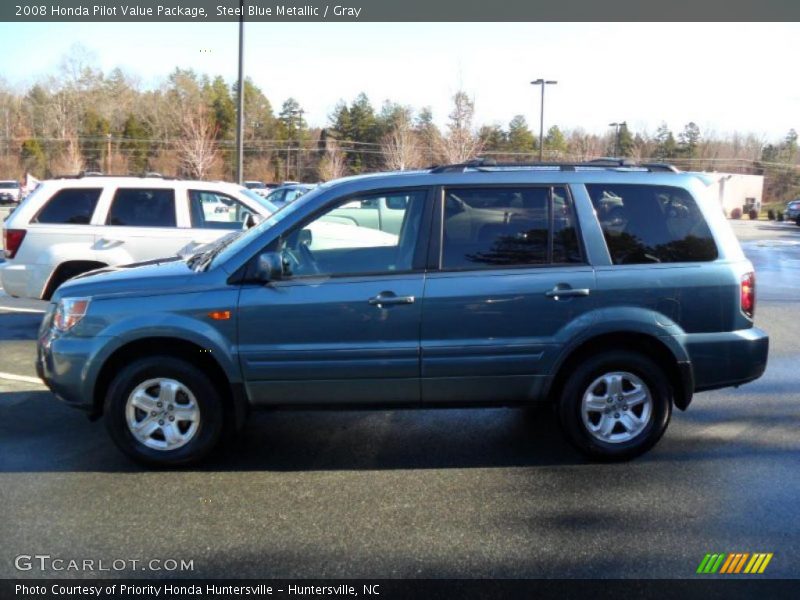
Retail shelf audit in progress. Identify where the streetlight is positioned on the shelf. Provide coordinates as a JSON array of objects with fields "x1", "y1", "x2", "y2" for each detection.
[
  {"x1": 235, "y1": 0, "x2": 245, "y2": 184},
  {"x1": 531, "y1": 79, "x2": 557, "y2": 161},
  {"x1": 609, "y1": 121, "x2": 627, "y2": 158}
]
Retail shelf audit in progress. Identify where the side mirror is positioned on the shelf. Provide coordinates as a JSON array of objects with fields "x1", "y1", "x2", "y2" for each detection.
[
  {"x1": 244, "y1": 213, "x2": 264, "y2": 229},
  {"x1": 254, "y1": 252, "x2": 284, "y2": 283},
  {"x1": 298, "y1": 228, "x2": 313, "y2": 246}
]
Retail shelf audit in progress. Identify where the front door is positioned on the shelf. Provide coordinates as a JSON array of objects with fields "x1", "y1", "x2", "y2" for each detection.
[
  {"x1": 421, "y1": 185, "x2": 596, "y2": 404},
  {"x1": 237, "y1": 188, "x2": 432, "y2": 406}
]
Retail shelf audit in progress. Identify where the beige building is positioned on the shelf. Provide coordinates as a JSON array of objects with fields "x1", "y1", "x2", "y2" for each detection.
[{"x1": 692, "y1": 172, "x2": 764, "y2": 216}]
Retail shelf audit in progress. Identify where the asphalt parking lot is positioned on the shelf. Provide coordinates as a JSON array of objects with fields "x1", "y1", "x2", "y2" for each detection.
[{"x1": 0, "y1": 218, "x2": 798, "y2": 579}]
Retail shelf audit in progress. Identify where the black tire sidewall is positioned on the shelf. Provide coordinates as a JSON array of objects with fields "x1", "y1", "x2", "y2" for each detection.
[
  {"x1": 104, "y1": 356, "x2": 224, "y2": 467},
  {"x1": 558, "y1": 351, "x2": 672, "y2": 461}
]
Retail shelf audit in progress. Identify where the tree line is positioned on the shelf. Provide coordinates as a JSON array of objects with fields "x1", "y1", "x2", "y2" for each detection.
[{"x1": 0, "y1": 47, "x2": 798, "y2": 203}]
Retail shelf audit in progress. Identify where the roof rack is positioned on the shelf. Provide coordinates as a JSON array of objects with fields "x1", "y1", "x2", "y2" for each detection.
[
  {"x1": 429, "y1": 157, "x2": 679, "y2": 174},
  {"x1": 50, "y1": 172, "x2": 181, "y2": 180}
]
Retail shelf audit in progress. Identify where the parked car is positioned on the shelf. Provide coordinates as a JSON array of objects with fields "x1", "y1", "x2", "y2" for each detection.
[
  {"x1": 785, "y1": 199, "x2": 800, "y2": 223},
  {"x1": 36, "y1": 160, "x2": 768, "y2": 466},
  {"x1": 0, "y1": 176, "x2": 277, "y2": 299},
  {"x1": 243, "y1": 181, "x2": 280, "y2": 197},
  {"x1": 0, "y1": 180, "x2": 21, "y2": 205},
  {"x1": 263, "y1": 183, "x2": 317, "y2": 208}
]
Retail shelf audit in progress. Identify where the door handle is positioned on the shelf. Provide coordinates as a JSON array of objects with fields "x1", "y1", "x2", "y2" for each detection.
[
  {"x1": 545, "y1": 287, "x2": 590, "y2": 299},
  {"x1": 368, "y1": 292, "x2": 415, "y2": 307}
]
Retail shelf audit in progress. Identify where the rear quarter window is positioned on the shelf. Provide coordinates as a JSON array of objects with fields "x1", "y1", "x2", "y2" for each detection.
[
  {"x1": 586, "y1": 184, "x2": 718, "y2": 264},
  {"x1": 32, "y1": 188, "x2": 102, "y2": 224}
]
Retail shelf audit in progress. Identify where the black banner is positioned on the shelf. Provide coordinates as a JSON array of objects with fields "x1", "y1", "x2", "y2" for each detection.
[
  {"x1": 4, "y1": 0, "x2": 800, "y2": 22},
  {"x1": 3, "y1": 579, "x2": 800, "y2": 600}
]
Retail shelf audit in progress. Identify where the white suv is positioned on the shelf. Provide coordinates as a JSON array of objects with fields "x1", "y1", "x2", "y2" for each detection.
[{"x1": 1, "y1": 176, "x2": 275, "y2": 299}]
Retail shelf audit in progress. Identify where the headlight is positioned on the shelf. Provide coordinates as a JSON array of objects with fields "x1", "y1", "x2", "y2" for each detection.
[{"x1": 52, "y1": 297, "x2": 91, "y2": 332}]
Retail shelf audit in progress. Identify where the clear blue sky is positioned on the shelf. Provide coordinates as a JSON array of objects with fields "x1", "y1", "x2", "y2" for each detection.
[{"x1": 0, "y1": 22, "x2": 797, "y2": 140}]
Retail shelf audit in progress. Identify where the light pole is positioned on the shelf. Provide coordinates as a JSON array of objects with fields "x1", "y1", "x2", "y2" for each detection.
[
  {"x1": 531, "y1": 79, "x2": 557, "y2": 161},
  {"x1": 609, "y1": 121, "x2": 626, "y2": 157},
  {"x1": 235, "y1": 0, "x2": 245, "y2": 184}
]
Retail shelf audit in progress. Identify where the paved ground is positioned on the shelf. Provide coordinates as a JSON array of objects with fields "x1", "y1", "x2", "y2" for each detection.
[{"x1": 0, "y1": 219, "x2": 798, "y2": 579}]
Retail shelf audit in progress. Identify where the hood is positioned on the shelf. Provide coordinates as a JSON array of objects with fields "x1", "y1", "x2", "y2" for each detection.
[{"x1": 53, "y1": 257, "x2": 202, "y2": 300}]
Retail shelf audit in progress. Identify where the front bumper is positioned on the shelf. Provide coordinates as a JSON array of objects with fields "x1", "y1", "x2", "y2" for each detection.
[
  {"x1": 682, "y1": 327, "x2": 769, "y2": 392},
  {"x1": 37, "y1": 329, "x2": 111, "y2": 415}
]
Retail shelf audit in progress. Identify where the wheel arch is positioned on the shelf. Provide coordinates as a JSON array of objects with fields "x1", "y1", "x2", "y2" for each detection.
[
  {"x1": 42, "y1": 260, "x2": 108, "y2": 300},
  {"x1": 91, "y1": 336, "x2": 248, "y2": 431},
  {"x1": 546, "y1": 331, "x2": 694, "y2": 411}
]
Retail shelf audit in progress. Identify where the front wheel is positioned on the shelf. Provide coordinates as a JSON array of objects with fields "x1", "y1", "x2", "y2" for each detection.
[
  {"x1": 104, "y1": 356, "x2": 224, "y2": 466},
  {"x1": 557, "y1": 351, "x2": 672, "y2": 461}
]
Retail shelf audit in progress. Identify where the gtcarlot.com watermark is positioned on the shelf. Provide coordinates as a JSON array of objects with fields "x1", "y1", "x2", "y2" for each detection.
[{"x1": 14, "y1": 554, "x2": 194, "y2": 573}]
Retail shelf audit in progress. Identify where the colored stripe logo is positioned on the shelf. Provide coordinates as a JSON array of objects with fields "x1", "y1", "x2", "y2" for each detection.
[{"x1": 697, "y1": 553, "x2": 773, "y2": 574}]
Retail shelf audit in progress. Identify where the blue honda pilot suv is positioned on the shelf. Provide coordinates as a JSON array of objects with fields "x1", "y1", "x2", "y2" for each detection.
[{"x1": 37, "y1": 160, "x2": 769, "y2": 466}]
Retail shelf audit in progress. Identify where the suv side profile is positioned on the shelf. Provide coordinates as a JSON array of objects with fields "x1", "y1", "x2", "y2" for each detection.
[
  {"x1": 36, "y1": 161, "x2": 769, "y2": 466},
  {"x1": 1, "y1": 176, "x2": 276, "y2": 299}
]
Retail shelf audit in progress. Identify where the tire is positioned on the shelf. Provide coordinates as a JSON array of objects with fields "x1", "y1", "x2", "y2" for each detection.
[
  {"x1": 557, "y1": 351, "x2": 672, "y2": 461},
  {"x1": 104, "y1": 356, "x2": 224, "y2": 467},
  {"x1": 795, "y1": 216, "x2": 800, "y2": 227}
]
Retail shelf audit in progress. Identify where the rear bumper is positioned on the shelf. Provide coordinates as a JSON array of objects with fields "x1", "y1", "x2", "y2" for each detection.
[
  {"x1": 682, "y1": 327, "x2": 769, "y2": 393},
  {"x1": 0, "y1": 261, "x2": 49, "y2": 298}
]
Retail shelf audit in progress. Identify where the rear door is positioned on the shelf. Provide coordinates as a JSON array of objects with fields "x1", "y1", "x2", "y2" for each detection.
[
  {"x1": 420, "y1": 185, "x2": 595, "y2": 404},
  {"x1": 94, "y1": 186, "x2": 192, "y2": 263}
]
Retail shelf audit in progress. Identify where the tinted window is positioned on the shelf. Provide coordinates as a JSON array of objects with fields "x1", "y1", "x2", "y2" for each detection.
[
  {"x1": 189, "y1": 190, "x2": 254, "y2": 230},
  {"x1": 587, "y1": 184, "x2": 717, "y2": 264},
  {"x1": 279, "y1": 190, "x2": 427, "y2": 277},
  {"x1": 106, "y1": 188, "x2": 176, "y2": 227},
  {"x1": 441, "y1": 187, "x2": 581, "y2": 269},
  {"x1": 34, "y1": 188, "x2": 102, "y2": 224}
]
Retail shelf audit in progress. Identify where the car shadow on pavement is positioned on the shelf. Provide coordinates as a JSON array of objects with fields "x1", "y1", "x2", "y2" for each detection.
[
  {"x1": 0, "y1": 313, "x2": 41, "y2": 341},
  {"x1": 0, "y1": 390, "x2": 589, "y2": 472}
]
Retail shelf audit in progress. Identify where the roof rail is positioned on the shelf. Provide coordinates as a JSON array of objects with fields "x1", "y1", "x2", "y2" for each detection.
[{"x1": 429, "y1": 158, "x2": 680, "y2": 174}]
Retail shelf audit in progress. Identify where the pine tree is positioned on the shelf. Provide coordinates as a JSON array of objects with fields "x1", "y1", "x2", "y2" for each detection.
[{"x1": 506, "y1": 115, "x2": 536, "y2": 155}]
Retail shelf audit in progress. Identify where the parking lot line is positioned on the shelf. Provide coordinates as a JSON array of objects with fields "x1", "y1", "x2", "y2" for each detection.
[{"x1": 0, "y1": 371, "x2": 45, "y2": 385}]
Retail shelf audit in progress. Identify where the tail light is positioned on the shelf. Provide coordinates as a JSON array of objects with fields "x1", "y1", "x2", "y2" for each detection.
[
  {"x1": 3, "y1": 229, "x2": 26, "y2": 259},
  {"x1": 741, "y1": 272, "x2": 755, "y2": 319}
]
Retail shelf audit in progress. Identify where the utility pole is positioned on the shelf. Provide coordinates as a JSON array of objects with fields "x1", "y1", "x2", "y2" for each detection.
[
  {"x1": 531, "y1": 79, "x2": 557, "y2": 161},
  {"x1": 235, "y1": 0, "x2": 245, "y2": 184},
  {"x1": 609, "y1": 121, "x2": 626, "y2": 157}
]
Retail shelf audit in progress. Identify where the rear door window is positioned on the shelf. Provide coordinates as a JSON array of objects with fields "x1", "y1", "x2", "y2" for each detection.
[
  {"x1": 587, "y1": 184, "x2": 717, "y2": 264},
  {"x1": 440, "y1": 186, "x2": 582, "y2": 269},
  {"x1": 33, "y1": 188, "x2": 102, "y2": 224},
  {"x1": 106, "y1": 188, "x2": 177, "y2": 227}
]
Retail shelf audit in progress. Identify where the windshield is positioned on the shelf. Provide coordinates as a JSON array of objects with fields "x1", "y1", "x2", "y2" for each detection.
[
  {"x1": 0, "y1": 181, "x2": 19, "y2": 188},
  {"x1": 210, "y1": 184, "x2": 329, "y2": 270}
]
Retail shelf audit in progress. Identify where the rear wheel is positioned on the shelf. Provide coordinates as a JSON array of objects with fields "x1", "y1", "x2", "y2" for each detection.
[
  {"x1": 557, "y1": 351, "x2": 672, "y2": 461},
  {"x1": 104, "y1": 356, "x2": 224, "y2": 466}
]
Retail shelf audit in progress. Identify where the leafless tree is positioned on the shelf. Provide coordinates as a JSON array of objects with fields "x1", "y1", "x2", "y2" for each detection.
[
  {"x1": 437, "y1": 91, "x2": 483, "y2": 163},
  {"x1": 382, "y1": 113, "x2": 422, "y2": 171},
  {"x1": 177, "y1": 103, "x2": 219, "y2": 180},
  {"x1": 50, "y1": 137, "x2": 84, "y2": 175},
  {"x1": 318, "y1": 140, "x2": 346, "y2": 181}
]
